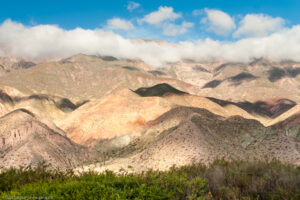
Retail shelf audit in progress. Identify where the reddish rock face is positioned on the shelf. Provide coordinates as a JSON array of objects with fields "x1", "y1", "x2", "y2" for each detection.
[
  {"x1": 61, "y1": 89, "x2": 173, "y2": 146},
  {"x1": 60, "y1": 86, "x2": 265, "y2": 147}
]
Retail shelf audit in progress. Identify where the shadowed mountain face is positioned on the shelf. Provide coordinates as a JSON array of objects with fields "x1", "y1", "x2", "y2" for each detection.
[
  {"x1": 134, "y1": 83, "x2": 187, "y2": 97},
  {"x1": 202, "y1": 80, "x2": 222, "y2": 88},
  {"x1": 203, "y1": 72, "x2": 257, "y2": 88},
  {"x1": 268, "y1": 67, "x2": 300, "y2": 82},
  {"x1": 207, "y1": 97, "x2": 296, "y2": 118},
  {"x1": 229, "y1": 72, "x2": 256, "y2": 82},
  {"x1": 268, "y1": 67, "x2": 286, "y2": 82},
  {"x1": 228, "y1": 72, "x2": 257, "y2": 86},
  {"x1": 148, "y1": 70, "x2": 167, "y2": 76},
  {"x1": 13, "y1": 95, "x2": 77, "y2": 112},
  {"x1": 0, "y1": 57, "x2": 36, "y2": 73},
  {"x1": 193, "y1": 65, "x2": 210, "y2": 73},
  {"x1": 100, "y1": 55, "x2": 118, "y2": 61},
  {"x1": 286, "y1": 68, "x2": 300, "y2": 78},
  {"x1": 0, "y1": 90, "x2": 14, "y2": 104},
  {"x1": 0, "y1": 88, "x2": 82, "y2": 127},
  {"x1": 12, "y1": 60, "x2": 36, "y2": 70},
  {"x1": 122, "y1": 66, "x2": 140, "y2": 71}
]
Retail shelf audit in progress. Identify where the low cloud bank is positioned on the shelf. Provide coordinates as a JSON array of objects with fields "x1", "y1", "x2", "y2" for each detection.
[{"x1": 0, "y1": 20, "x2": 300, "y2": 66}]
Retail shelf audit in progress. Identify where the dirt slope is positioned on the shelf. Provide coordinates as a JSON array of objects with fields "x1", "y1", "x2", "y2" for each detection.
[
  {"x1": 61, "y1": 85, "x2": 273, "y2": 146},
  {"x1": 0, "y1": 54, "x2": 197, "y2": 103},
  {"x1": 77, "y1": 107, "x2": 300, "y2": 173},
  {"x1": 0, "y1": 109, "x2": 91, "y2": 169}
]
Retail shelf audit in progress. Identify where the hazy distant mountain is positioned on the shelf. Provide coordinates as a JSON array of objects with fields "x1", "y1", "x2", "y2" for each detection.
[
  {"x1": 0, "y1": 57, "x2": 36, "y2": 73},
  {"x1": 0, "y1": 54, "x2": 197, "y2": 103},
  {"x1": 166, "y1": 59, "x2": 300, "y2": 103}
]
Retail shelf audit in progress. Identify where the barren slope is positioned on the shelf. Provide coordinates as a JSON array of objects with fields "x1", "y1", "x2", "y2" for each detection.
[
  {"x1": 0, "y1": 54, "x2": 198, "y2": 103},
  {"x1": 61, "y1": 84, "x2": 274, "y2": 146},
  {"x1": 0, "y1": 87, "x2": 78, "y2": 126},
  {"x1": 0, "y1": 109, "x2": 90, "y2": 169},
  {"x1": 78, "y1": 107, "x2": 299, "y2": 173},
  {"x1": 0, "y1": 57, "x2": 36, "y2": 74},
  {"x1": 60, "y1": 88, "x2": 174, "y2": 146},
  {"x1": 167, "y1": 59, "x2": 300, "y2": 103}
]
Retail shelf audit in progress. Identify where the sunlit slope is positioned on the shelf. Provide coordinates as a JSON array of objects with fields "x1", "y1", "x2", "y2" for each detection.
[
  {"x1": 78, "y1": 106, "x2": 300, "y2": 173},
  {"x1": 0, "y1": 54, "x2": 198, "y2": 103},
  {"x1": 0, "y1": 109, "x2": 90, "y2": 169}
]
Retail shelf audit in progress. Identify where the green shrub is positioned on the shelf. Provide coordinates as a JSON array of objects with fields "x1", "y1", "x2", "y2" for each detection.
[{"x1": 0, "y1": 159, "x2": 299, "y2": 200}]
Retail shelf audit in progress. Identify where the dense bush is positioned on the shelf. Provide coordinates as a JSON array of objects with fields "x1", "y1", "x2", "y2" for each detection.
[
  {"x1": 0, "y1": 159, "x2": 299, "y2": 200},
  {"x1": 0, "y1": 162, "x2": 71, "y2": 192}
]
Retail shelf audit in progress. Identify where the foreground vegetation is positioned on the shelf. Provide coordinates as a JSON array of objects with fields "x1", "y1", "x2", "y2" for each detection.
[{"x1": 0, "y1": 159, "x2": 299, "y2": 199}]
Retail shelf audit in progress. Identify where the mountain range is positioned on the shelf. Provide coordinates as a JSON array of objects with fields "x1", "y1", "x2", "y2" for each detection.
[{"x1": 0, "y1": 54, "x2": 299, "y2": 172}]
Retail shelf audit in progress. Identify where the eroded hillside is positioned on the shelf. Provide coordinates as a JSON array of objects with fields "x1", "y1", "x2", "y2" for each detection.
[{"x1": 0, "y1": 54, "x2": 299, "y2": 172}]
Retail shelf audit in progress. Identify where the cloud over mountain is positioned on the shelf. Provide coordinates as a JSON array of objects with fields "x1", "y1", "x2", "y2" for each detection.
[{"x1": 1, "y1": 19, "x2": 300, "y2": 66}]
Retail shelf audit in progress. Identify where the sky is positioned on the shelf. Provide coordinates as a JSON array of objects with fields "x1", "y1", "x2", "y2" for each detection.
[{"x1": 0, "y1": 0, "x2": 300, "y2": 66}]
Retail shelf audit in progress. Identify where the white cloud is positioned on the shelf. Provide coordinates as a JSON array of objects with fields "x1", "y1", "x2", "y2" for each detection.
[
  {"x1": 1, "y1": 19, "x2": 300, "y2": 67},
  {"x1": 127, "y1": 1, "x2": 140, "y2": 11},
  {"x1": 107, "y1": 18, "x2": 134, "y2": 30},
  {"x1": 139, "y1": 6, "x2": 181, "y2": 25},
  {"x1": 163, "y1": 21, "x2": 194, "y2": 36},
  {"x1": 234, "y1": 14, "x2": 285, "y2": 37},
  {"x1": 202, "y1": 9, "x2": 236, "y2": 36},
  {"x1": 192, "y1": 9, "x2": 202, "y2": 16}
]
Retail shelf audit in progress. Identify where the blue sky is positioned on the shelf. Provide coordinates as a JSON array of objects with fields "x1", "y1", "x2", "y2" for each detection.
[
  {"x1": 0, "y1": 0, "x2": 300, "y2": 65},
  {"x1": 0, "y1": 0, "x2": 299, "y2": 41}
]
